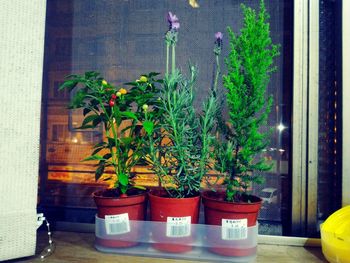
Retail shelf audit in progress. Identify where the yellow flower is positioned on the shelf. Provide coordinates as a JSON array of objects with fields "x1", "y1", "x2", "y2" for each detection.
[
  {"x1": 101, "y1": 79, "x2": 108, "y2": 86},
  {"x1": 139, "y1": 76, "x2": 148, "y2": 83},
  {"x1": 142, "y1": 104, "x2": 149, "y2": 112},
  {"x1": 119, "y1": 88, "x2": 127, "y2": 95}
]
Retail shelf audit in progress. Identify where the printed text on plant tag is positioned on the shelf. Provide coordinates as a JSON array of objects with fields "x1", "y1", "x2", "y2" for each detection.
[
  {"x1": 221, "y1": 218, "x2": 248, "y2": 240},
  {"x1": 105, "y1": 213, "x2": 130, "y2": 235},
  {"x1": 166, "y1": 216, "x2": 191, "y2": 237}
]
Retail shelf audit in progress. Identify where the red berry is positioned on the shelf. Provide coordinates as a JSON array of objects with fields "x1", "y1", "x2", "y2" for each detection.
[
  {"x1": 109, "y1": 99, "x2": 115, "y2": 107},
  {"x1": 111, "y1": 94, "x2": 117, "y2": 100}
]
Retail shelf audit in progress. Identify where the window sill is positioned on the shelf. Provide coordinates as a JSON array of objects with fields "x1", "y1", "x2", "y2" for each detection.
[{"x1": 16, "y1": 231, "x2": 326, "y2": 262}]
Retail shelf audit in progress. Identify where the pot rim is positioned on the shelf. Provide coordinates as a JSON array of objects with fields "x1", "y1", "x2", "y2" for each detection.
[
  {"x1": 201, "y1": 190, "x2": 262, "y2": 205},
  {"x1": 93, "y1": 188, "x2": 148, "y2": 199},
  {"x1": 148, "y1": 189, "x2": 200, "y2": 200}
]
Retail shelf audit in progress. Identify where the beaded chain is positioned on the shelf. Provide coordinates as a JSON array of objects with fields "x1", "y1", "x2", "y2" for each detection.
[{"x1": 38, "y1": 217, "x2": 55, "y2": 260}]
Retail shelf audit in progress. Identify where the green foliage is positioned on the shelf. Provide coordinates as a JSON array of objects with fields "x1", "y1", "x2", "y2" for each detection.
[
  {"x1": 144, "y1": 15, "x2": 220, "y2": 198},
  {"x1": 217, "y1": 0, "x2": 280, "y2": 202},
  {"x1": 59, "y1": 72, "x2": 161, "y2": 195},
  {"x1": 145, "y1": 68, "x2": 219, "y2": 198}
]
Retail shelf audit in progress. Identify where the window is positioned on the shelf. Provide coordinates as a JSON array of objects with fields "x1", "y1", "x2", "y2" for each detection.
[{"x1": 39, "y1": 0, "x2": 294, "y2": 234}]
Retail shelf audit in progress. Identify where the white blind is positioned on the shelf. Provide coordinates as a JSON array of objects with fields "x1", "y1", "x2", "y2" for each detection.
[{"x1": 0, "y1": 0, "x2": 46, "y2": 260}]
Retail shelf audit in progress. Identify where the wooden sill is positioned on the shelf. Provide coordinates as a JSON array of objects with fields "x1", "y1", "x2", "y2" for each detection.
[{"x1": 14, "y1": 231, "x2": 327, "y2": 263}]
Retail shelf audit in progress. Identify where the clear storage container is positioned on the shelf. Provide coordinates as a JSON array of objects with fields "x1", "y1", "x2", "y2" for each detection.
[{"x1": 95, "y1": 215, "x2": 258, "y2": 262}]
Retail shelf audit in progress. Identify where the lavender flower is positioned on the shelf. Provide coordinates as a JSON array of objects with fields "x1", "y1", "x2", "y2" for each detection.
[
  {"x1": 215, "y1": 31, "x2": 223, "y2": 41},
  {"x1": 167, "y1": 11, "x2": 180, "y2": 30},
  {"x1": 214, "y1": 31, "x2": 223, "y2": 55},
  {"x1": 165, "y1": 11, "x2": 180, "y2": 75}
]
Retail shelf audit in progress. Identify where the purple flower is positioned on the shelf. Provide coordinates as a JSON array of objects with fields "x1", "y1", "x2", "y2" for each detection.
[
  {"x1": 167, "y1": 11, "x2": 180, "y2": 30},
  {"x1": 215, "y1": 32, "x2": 223, "y2": 41},
  {"x1": 214, "y1": 32, "x2": 223, "y2": 55},
  {"x1": 167, "y1": 12, "x2": 178, "y2": 24},
  {"x1": 172, "y1": 21, "x2": 180, "y2": 30}
]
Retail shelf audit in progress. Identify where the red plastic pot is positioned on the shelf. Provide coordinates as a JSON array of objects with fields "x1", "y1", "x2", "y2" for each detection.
[
  {"x1": 148, "y1": 190, "x2": 200, "y2": 253},
  {"x1": 93, "y1": 189, "x2": 147, "y2": 248},
  {"x1": 202, "y1": 190, "x2": 261, "y2": 257}
]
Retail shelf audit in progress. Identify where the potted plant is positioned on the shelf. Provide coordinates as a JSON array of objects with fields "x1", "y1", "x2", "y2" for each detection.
[
  {"x1": 59, "y1": 71, "x2": 161, "y2": 247},
  {"x1": 201, "y1": 0, "x2": 280, "y2": 256},
  {"x1": 143, "y1": 12, "x2": 221, "y2": 253}
]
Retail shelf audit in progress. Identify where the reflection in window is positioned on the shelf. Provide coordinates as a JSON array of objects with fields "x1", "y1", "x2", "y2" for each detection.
[{"x1": 40, "y1": 0, "x2": 293, "y2": 233}]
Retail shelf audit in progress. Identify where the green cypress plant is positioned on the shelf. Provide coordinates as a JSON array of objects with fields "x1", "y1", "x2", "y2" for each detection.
[{"x1": 215, "y1": 0, "x2": 280, "y2": 202}]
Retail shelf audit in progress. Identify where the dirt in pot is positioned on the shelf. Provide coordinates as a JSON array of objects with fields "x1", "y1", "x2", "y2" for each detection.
[
  {"x1": 95, "y1": 188, "x2": 147, "y2": 198},
  {"x1": 204, "y1": 191, "x2": 261, "y2": 203},
  {"x1": 151, "y1": 189, "x2": 199, "y2": 198}
]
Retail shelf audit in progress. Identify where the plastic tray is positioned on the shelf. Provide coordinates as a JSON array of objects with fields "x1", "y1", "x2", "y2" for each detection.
[{"x1": 95, "y1": 216, "x2": 258, "y2": 263}]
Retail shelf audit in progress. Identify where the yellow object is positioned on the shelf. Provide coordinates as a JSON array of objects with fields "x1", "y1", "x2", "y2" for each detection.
[
  {"x1": 118, "y1": 88, "x2": 127, "y2": 95},
  {"x1": 138, "y1": 76, "x2": 148, "y2": 83},
  {"x1": 321, "y1": 205, "x2": 350, "y2": 263}
]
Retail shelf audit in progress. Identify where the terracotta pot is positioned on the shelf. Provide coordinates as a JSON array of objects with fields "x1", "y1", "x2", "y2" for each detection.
[
  {"x1": 148, "y1": 190, "x2": 200, "y2": 253},
  {"x1": 202, "y1": 190, "x2": 261, "y2": 257},
  {"x1": 94, "y1": 189, "x2": 147, "y2": 248}
]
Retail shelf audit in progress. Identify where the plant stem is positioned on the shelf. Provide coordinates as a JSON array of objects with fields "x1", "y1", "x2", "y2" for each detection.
[
  {"x1": 172, "y1": 44, "x2": 176, "y2": 75},
  {"x1": 214, "y1": 54, "x2": 220, "y2": 93},
  {"x1": 107, "y1": 106, "x2": 123, "y2": 192},
  {"x1": 166, "y1": 43, "x2": 170, "y2": 77}
]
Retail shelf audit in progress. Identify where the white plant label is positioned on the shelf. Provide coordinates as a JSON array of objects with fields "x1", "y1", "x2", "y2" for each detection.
[
  {"x1": 104, "y1": 213, "x2": 130, "y2": 235},
  {"x1": 221, "y1": 218, "x2": 248, "y2": 240},
  {"x1": 166, "y1": 216, "x2": 191, "y2": 237}
]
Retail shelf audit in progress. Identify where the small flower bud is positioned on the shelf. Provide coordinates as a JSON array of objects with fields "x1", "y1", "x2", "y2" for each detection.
[
  {"x1": 142, "y1": 104, "x2": 149, "y2": 111},
  {"x1": 119, "y1": 88, "x2": 127, "y2": 95},
  {"x1": 139, "y1": 76, "x2": 148, "y2": 83},
  {"x1": 116, "y1": 91, "x2": 122, "y2": 97},
  {"x1": 102, "y1": 80, "x2": 108, "y2": 86},
  {"x1": 109, "y1": 99, "x2": 115, "y2": 107},
  {"x1": 111, "y1": 94, "x2": 117, "y2": 100}
]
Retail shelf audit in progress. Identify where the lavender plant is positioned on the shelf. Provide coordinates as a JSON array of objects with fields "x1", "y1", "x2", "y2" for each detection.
[
  {"x1": 144, "y1": 12, "x2": 221, "y2": 198},
  {"x1": 215, "y1": 0, "x2": 280, "y2": 202}
]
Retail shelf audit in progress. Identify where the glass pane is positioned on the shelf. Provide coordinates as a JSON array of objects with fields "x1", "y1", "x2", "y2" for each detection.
[
  {"x1": 39, "y1": 0, "x2": 293, "y2": 234},
  {"x1": 317, "y1": 0, "x2": 342, "y2": 226}
]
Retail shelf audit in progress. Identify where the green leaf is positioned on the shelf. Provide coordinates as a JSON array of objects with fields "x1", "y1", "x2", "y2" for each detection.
[
  {"x1": 118, "y1": 173, "x2": 128, "y2": 186},
  {"x1": 142, "y1": 121, "x2": 154, "y2": 135},
  {"x1": 93, "y1": 141, "x2": 107, "y2": 148},
  {"x1": 103, "y1": 153, "x2": 112, "y2": 160},
  {"x1": 85, "y1": 71, "x2": 100, "y2": 79},
  {"x1": 107, "y1": 137, "x2": 116, "y2": 147},
  {"x1": 120, "y1": 111, "x2": 138, "y2": 121},
  {"x1": 83, "y1": 108, "x2": 91, "y2": 116},
  {"x1": 59, "y1": 80, "x2": 78, "y2": 91},
  {"x1": 120, "y1": 137, "x2": 133, "y2": 145},
  {"x1": 83, "y1": 155, "x2": 105, "y2": 161},
  {"x1": 91, "y1": 147, "x2": 104, "y2": 156},
  {"x1": 124, "y1": 81, "x2": 139, "y2": 86},
  {"x1": 95, "y1": 165, "x2": 105, "y2": 181},
  {"x1": 82, "y1": 114, "x2": 100, "y2": 127},
  {"x1": 148, "y1": 72, "x2": 160, "y2": 77},
  {"x1": 69, "y1": 89, "x2": 88, "y2": 108},
  {"x1": 92, "y1": 116, "x2": 102, "y2": 127}
]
